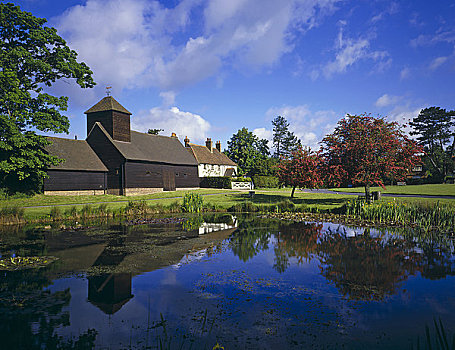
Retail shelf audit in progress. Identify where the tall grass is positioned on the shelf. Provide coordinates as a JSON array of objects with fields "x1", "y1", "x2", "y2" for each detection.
[
  {"x1": 0, "y1": 206, "x2": 25, "y2": 225},
  {"x1": 345, "y1": 199, "x2": 455, "y2": 233}
]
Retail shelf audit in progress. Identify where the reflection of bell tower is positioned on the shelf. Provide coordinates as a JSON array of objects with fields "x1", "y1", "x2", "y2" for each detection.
[{"x1": 88, "y1": 273, "x2": 133, "y2": 314}]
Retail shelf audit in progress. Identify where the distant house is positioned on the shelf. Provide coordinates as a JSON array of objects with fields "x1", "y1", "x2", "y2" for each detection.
[
  {"x1": 44, "y1": 96, "x2": 200, "y2": 195},
  {"x1": 184, "y1": 137, "x2": 237, "y2": 177},
  {"x1": 43, "y1": 137, "x2": 108, "y2": 195}
]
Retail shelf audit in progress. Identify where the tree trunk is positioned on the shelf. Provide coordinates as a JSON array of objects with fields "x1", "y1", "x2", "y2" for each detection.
[
  {"x1": 364, "y1": 184, "x2": 371, "y2": 202},
  {"x1": 291, "y1": 186, "x2": 296, "y2": 198}
]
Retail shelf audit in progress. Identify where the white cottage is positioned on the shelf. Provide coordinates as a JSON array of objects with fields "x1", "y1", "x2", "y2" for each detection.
[{"x1": 185, "y1": 137, "x2": 237, "y2": 178}]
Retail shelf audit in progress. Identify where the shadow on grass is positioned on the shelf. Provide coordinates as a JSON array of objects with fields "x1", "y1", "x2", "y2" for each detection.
[{"x1": 229, "y1": 193, "x2": 347, "y2": 207}]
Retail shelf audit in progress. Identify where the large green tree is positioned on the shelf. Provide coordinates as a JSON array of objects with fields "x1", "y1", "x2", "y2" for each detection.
[
  {"x1": 272, "y1": 115, "x2": 301, "y2": 158},
  {"x1": 409, "y1": 107, "x2": 455, "y2": 181},
  {"x1": 225, "y1": 127, "x2": 270, "y2": 176},
  {"x1": 0, "y1": 3, "x2": 95, "y2": 193}
]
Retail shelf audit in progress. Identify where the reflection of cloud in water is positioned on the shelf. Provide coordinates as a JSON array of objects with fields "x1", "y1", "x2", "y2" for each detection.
[{"x1": 161, "y1": 269, "x2": 178, "y2": 286}]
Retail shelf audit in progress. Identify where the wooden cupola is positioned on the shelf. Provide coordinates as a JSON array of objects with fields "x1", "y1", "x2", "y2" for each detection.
[{"x1": 85, "y1": 96, "x2": 132, "y2": 142}]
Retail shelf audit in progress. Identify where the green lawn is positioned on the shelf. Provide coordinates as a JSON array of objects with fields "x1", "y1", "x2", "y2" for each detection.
[
  {"x1": 0, "y1": 188, "x2": 233, "y2": 209},
  {"x1": 331, "y1": 184, "x2": 455, "y2": 196},
  {"x1": 1, "y1": 187, "x2": 455, "y2": 222}
]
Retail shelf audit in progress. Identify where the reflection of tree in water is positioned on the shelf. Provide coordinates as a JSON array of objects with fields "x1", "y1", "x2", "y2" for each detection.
[
  {"x1": 317, "y1": 228, "x2": 422, "y2": 301},
  {"x1": 231, "y1": 217, "x2": 455, "y2": 301},
  {"x1": 0, "y1": 268, "x2": 97, "y2": 349}
]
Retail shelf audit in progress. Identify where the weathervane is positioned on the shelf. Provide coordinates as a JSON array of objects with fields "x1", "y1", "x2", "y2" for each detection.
[{"x1": 106, "y1": 86, "x2": 112, "y2": 96}]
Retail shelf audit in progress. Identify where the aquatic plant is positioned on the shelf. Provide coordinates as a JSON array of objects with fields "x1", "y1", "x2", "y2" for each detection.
[
  {"x1": 0, "y1": 205, "x2": 25, "y2": 224},
  {"x1": 344, "y1": 199, "x2": 455, "y2": 233},
  {"x1": 412, "y1": 318, "x2": 455, "y2": 350},
  {"x1": 182, "y1": 192, "x2": 203, "y2": 213}
]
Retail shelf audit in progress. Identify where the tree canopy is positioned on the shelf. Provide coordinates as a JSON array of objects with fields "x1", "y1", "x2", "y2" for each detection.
[
  {"x1": 321, "y1": 114, "x2": 421, "y2": 199},
  {"x1": 276, "y1": 146, "x2": 323, "y2": 197},
  {"x1": 0, "y1": 3, "x2": 95, "y2": 193},
  {"x1": 225, "y1": 127, "x2": 270, "y2": 176},
  {"x1": 409, "y1": 106, "x2": 455, "y2": 181},
  {"x1": 272, "y1": 115, "x2": 301, "y2": 158}
]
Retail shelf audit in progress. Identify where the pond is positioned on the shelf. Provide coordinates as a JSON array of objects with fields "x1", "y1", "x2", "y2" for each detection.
[{"x1": 0, "y1": 214, "x2": 454, "y2": 349}]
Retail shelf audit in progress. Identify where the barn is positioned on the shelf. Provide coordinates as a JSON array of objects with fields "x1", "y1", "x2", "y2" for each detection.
[
  {"x1": 43, "y1": 137, "x2": 108, "y2": 195},
  {"x1": 45, "y1": 96, "x2": 200, "y2": 195}
]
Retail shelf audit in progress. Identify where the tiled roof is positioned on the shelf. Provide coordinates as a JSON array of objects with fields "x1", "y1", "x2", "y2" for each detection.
[
  {"x1": 84, "y1": 96, "x2": 132, "y2": 115},
  {"x1": 187, "y1": 144, "x2": 237, "y2": 166},
  {"x1": 45, "y1": 137, "x2": 108, "y2": 172},
  {"x1": 91, "y1": 123, "x2": 198, "y2": 166}
]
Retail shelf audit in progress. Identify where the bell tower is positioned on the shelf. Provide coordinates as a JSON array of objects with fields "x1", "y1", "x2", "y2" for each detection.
[{"x1": 85, "y1": 96, "x2": 132, "y2": 142}]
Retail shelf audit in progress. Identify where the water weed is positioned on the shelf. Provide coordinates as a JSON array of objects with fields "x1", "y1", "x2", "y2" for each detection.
[{"x1": 182, "y1": 192, "x2": 203, "y2": 213}]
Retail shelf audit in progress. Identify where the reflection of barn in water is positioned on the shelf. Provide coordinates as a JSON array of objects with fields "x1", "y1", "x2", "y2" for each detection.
[
  {"x1": 38, "y1": 216, "x2": 238, "y2": 314},
  {"x1": 88, "y1": 273, "x2": 133, "y2": 314}
]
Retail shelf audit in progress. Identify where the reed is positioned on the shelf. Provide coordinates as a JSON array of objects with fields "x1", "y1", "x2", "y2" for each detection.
[
  {"x1": 0, "y1": 206, "x2": 25, "y2": 224},
  {"x1": 344, "y1": 199, "x2": 455, "y2": 233}
]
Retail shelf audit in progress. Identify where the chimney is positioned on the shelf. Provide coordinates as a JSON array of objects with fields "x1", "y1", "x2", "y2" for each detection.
[
  {"x1": 184, "y1": 136, "x2": 190, "y2": 147},
  {"x1": 171, "y1": 132, "x2": 177, "y2": 138},
  {"x1": 215, "y1": 141, "x2": 221, "y2": 152},
  {"x1": 205, "y1": 138, "x2": 213, "y2": 152}
]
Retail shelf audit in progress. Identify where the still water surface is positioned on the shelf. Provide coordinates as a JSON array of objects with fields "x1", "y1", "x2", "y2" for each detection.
[{"x1": 0, "y1": 214, "x2": 454, "y2": 349}]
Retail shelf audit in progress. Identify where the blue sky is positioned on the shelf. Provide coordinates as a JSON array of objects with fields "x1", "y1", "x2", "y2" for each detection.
[{"x1": 9, "y1": 0, "x2": 455, "y2": 149}]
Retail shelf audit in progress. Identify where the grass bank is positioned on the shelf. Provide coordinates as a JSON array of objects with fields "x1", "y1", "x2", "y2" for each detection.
[
  {"x1": 1, "y1": 188, "x2": 454, "y2": 227},
  {"x1": 331, "y1": 184, "x2": 455, "y2": 196}
]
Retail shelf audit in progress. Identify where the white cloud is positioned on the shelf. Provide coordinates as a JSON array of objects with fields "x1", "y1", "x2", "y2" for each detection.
[
  {"x1": 53, "y1": 0, "x2": 341, "y2": 97},
  {"x1": 132, "y1": 106, "x2": 211, "y2": 143},
  {"x1": 265, "y1": 105, "x2": 338, "y2": 149},
  {"x1": 321, "y1": 23, "x2": 390, "y2": 78},
  {"x1": 400, "y1": 67, "x2": 411, "y2": 80},
  {"x1": 429, "y1": 56, "x2": 449, "y2": 70},
  {"x1": 375, "y1": 94, "x2": 401, "y2": 108}
]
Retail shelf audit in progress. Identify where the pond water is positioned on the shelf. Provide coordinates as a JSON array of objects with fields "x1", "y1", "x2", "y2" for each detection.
[{"x1": 0, "y1": 214, "x2": 454, "y2": 349}]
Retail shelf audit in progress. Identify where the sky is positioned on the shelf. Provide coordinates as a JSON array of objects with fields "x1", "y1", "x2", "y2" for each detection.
[{"x1": 8, "y1": 0, "x2": 455, "y2": 150}]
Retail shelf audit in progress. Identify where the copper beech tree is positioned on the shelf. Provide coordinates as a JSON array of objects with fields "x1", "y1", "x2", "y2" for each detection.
[
  {"x1": 320, "y1": 114, "x2": 422, "y2": 199},
  {"x1": 276, "y1": 146, "x2": 323, "y2": 198}
]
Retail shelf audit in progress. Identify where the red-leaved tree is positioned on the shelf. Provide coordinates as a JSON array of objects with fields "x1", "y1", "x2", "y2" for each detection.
[
  {"x1": 276, "y1": 146, "x2": 323, "y2": 198},
  {"x1": 321, "y1": 114, "x2": 422, "y2": 199}
]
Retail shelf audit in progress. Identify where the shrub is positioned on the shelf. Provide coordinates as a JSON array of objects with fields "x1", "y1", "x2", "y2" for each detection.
[
  {"x1": 231, "y1": 177, "x2": 252, "y2": 183},
  {"x1": 182, "y1": 192, "x2": 203, "y2": 213},
  {"x1": 200, "y1": 176, "x2": 232, "y2": 189},
  {"x1": 125, "y1": 200, "x2": 149, "y2": 217},
  {"x1": 252, "y1": 176, "x2": 279, "y2": 188}
]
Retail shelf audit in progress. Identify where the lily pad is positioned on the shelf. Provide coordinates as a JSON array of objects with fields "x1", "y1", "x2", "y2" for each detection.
[{"x1": 0, "y1": 256, "x2": 59, "y2": 271}]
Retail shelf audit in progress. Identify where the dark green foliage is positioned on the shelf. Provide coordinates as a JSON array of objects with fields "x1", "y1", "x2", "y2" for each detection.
[
  {"x1": 0, "y1": 3, "x2": 95, "y2": 193},
  {"x1": 272, "y1": 115, "x2": 301, "y2": 158},
  {"x1": 410, "y1": 107, "x2": 455, "y2": 181},
  {"x1": 225, "y1": 127, "x2": 270, "y2": 176},
  {"x1": 231, "y1": 176, "x2": 252, "y2": 182},
  {"x1": 182, "y1": 192, "x2": 203, "y2": 213},
  {"x1": 200, "y1": 176, "x2": 232, "y2": 189},
  {"x1": 252, "y1": 175, "x2": 279, "y2": 188}
]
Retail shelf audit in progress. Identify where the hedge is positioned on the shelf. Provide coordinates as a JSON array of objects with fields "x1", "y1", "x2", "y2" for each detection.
[
  {"x1": 252, "y1": 176, "x2": 279, "y2": 188},
  {"x1": 200, "y1": 176, "x2": 232, "y2": 189}
]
